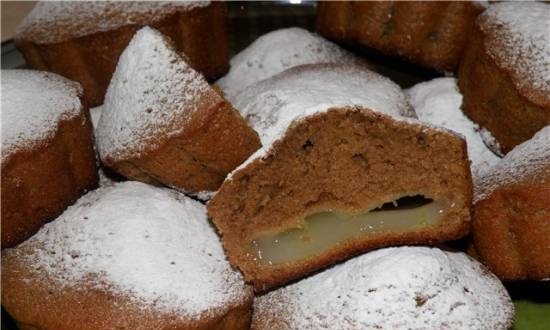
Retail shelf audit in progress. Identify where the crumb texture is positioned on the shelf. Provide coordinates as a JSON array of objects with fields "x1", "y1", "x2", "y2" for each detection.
[
  {"x1": 15, "y1": 1, "x2": 210, "y2": 44},
  {"x1": 216, "y1": 28, "x2": 362, "y2": 101},
  {"x1": 96, "y1": 27, "x2": 210, "y2": 162},
  {"x1": 253, "y1": 247, "x2": 513, "y2": 330},
  {"x1": 1, "y1": 69, "x2": 82, "y2": 163},
  {"x1": 4, "y1": 181, "x2": 249, "y2": 318},
  {"x1": 475, "y1": 126, "x2": 550, "y2": 202},
  {"x1": 407, "y1": 77, "x2": 500, "y2": 181},
  {"x1": 479, "y1": 2, "x2": 550, "y2": 106}
]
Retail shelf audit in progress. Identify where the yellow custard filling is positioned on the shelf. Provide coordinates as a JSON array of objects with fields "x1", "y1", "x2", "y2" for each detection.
[{"x1": 251, "y1": 197, "x2": 448, "y2": 265}]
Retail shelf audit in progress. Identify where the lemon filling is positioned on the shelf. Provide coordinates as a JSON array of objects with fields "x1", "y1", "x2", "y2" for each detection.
[{"x1": 251, "y1": 197, "x2": 448, "y2": 265}]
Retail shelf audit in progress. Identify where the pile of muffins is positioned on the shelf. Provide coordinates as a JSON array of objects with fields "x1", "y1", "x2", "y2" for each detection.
[{"x1": 1, "y1": 1, "x2": 549, "y2": 330}]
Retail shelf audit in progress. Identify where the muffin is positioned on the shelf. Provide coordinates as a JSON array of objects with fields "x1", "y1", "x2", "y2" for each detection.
[
  {"x1": 1, "y1": 69, "x2": 98, "y2": 248},
  {"x1": 2, "y1": 181, "x2": 254, "y2": 330},
  {"x1": 216, "y1": 27, "x2": 365, "y2": 101},
  {"x1": 253, "y1": 246, "x2": 514, "y2": 330},
  {"x1": 96, "y1": 27, "x2": 260, "y2": 196},
  {"x1": 472, "y1": 126, "x2": 550, "y2": 281},
  {"x1": 15, "y1": 1, "x2": 229, "y2": 106},
  {"x1": 458, "y1": 2, "x2": 550, "y2": 154},
  {"x1": 316, "y1": 1, "x2": 485, "y2": 72},
  {"x1": 407, "y1": 77, "x2": 501, "y2": 183},
  {"x1": 208, "y1": 63, "x2": 473, "y2": 291}
]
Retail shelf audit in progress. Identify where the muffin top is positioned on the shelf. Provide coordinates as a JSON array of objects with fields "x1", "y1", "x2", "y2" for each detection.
[
  {"x1": 475, "y1": 125, "x2": 550, "y2": 202},
  {"x1": 253, "y1": 246, "x2": 514, "y2": 330},
  {"x1": 1, "y1": 69, "x2": 83, "y2": 163},
  {"x1": 232, "y1": 63, "x2": 413, "y2": 150},
  {"x1": 15, "y1": 1, "x2": 210, "y2": 44},
  {"x1": 2, "y1": 181, "x2": 251, "y2": 317},
  {"x1": 96, "y1": 26, "x2": 214, "y2": 162},
  {"x1": 478, "y1": 2, "x2": 550, "y2": 107},
  {"x1": 216, "y1": 27, "x2": 363, "y2": 101},
  {"x1": 407, "y1": 77, "x2": 501, "y2": 181}
]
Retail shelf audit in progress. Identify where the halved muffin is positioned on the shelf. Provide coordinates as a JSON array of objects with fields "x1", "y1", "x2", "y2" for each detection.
[
  {"x1": 96, "y1": 27, "x2": 260, "y2": 196},
  {"x1": 208, "y1": 64, "x2": 473, "y2": 291}
]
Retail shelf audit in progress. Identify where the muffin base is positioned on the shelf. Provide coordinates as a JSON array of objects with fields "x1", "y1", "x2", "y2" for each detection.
[{"x1": 1, "y1": 110, "x2": 98, "y2": 248}]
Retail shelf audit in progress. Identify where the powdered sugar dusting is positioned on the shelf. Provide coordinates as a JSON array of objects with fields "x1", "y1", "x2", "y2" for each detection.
[
  {"x1": 16, "y1": 1, "x2": 210, "y2": 44},
  {"x1": 1, "y1": 69, "x2": 82, "y2": 163},
  {"x1": 12, "y1": 181, "x2": 250, "y2": 317},
  {"x1": 407, "y1": 78, "x2": 501, "y2": 182},
  {"x1": 233, "y1": 63, "x2": 411, "y2": 148},
  {"x1": 192, "y1": 190, "x2": 217, "y2": 202},
  {"x1": 253, "y1": 247, "x2": 513, "y2": 330},
  {"x1": 479, "y1": 2, "x2": 550, "y2": 106},
  {"x1": 227, "y1": 64, "x2": 453, "y2": 179},
  {"x1": 90, "y1": 105, "x2": 102, "y2": 131},
  {"x1": 96, "y1": 27, "x2": 210, "y2": 162},
  {"x1": 475, "y1": 126, "x2": 550, "y2": 202},
  {"x1": 216, "y1": 27, "x2": 365, "y2": 101},
  {"x1": 479, "y1": 126, "x2": 504, "y2": 157}
]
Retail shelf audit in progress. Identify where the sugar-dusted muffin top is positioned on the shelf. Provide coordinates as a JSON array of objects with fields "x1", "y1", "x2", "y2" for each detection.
[
  {"x1": 253, "y1": 246, "x2": 514, "y2": 330},
  {"x1": 216, "y1": 27, "x2": 362, "y2": 101},
  {"x1": 15, "y1": 1, "x2": 210, "y2": 44},
  {"x1": 232, "y1": 63, "x2": 413, "y2": 151},
  {"x1": 96, "y1": 26, "x2": 212, "y2": 162},
  {"x1": 478, "y1": 2, "x2": 550, "y2": 107},
  {"x1": 1, "y1": 69, "x2": 83, "y2": 163},
  {"x1": 3, "y1": 181, "x2": 251, "y2": 317},
  {"x1": 407, "y1": 77, "x2": 501, "y2": 181},
  {"x1": 475, "y1": 125, "x2": 550, "y2": 202}
]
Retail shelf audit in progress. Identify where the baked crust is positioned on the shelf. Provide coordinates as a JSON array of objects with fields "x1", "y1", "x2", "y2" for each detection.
[
  {"x1": 1, "y1": 108, "x2": 98, "y2": 248},
  {"x1": 2, "y1": 181, "x2": 255, "y2": 330},
  {"x1": 458, "y1": 18, "x2": 550, "y2": 154},
  {"x1": 471, "y1": 127, "x2": 550, "y2": 280},
  {"x1": 251, "y1": 247, "x2": 514, "y2": 330},
  {"x1": 316, "y1": 1, "x2": 484, "y2": 72},
  {"x1": 208, "y1": 107, "x2": 473, "y2": 292},
  {"x1": 14, "y1": 2, "x2": 229, "y2": 106},
  {"x1": 102, "y1": 89, "x2": 261, "y2": 194},
  {"x1": 2, "y1": 245, "x2": 253, "y2": 330},
  {"x1": 473, "y1": 183, "x2": 550, "y2": 281},
  {"x1": 94, "y1": 26, "x2": 261, "y2": 195}
]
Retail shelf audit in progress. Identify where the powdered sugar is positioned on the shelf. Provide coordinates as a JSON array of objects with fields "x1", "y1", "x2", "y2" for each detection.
[
  {"x1": 192, "y1": 190, "x2": 217, "y2": 202},
  {"x1": 227, "y1": 64, "x2": 456, "y2": 179},
  {"x1": 479, "y1": 126, "x2": 504, "y2": 157},
  {"x1": 475, "y1": 125, "x2": 550, "y2": 202},
  {"x1": 479, "y1": 2, "x2": 550, "y2": 106},
  {"x1": 233, "y1": 63, "x2": 411, "y2": 149},
  {"x1": 216, "y1": 27, "x2": 364, "y2": 101},
  {"x1": 96, "y1": 27, "x2": 210, "y2": 162},
  {"x1": 253, "y1": 246, "x2": 513, "y2": 330},
  {"x1": 407, "y1": 78, "x2": 501, "y2": 182},
  {"x1": 97, "y1": 168, "x2": 115, "y2": 187},
  {"x1": 90, "y1": 105, "x2": 102, "y2": 131},
  {"x1": 16, "y1": 1, "x2": 210, "y2": 44},
  {"x1": 1, "y1": 69, "x2": 82, "y2": 162},
  {"x1": 11, "y1": 181, "x2": 250, "y2": 317}
]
